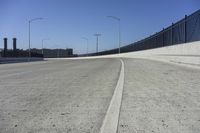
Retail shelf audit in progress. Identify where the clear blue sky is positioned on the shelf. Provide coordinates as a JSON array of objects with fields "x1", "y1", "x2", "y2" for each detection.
[{"x1": 0, "y1": 0, "x2": 200, "y2": 54}]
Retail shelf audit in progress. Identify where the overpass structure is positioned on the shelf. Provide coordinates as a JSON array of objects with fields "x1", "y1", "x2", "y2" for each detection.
[
  {"x1": 0, "y1": 10, "x2": 200, "y2": 133},
  {"x1": 0, "y1": 54, "x2": 200, "y2": 133}
]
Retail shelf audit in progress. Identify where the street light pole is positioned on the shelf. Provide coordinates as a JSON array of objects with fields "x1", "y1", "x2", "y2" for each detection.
[
  {"x1": 82, "y1": 37, "x2": 89, "y2": 56},
  {"x1": 29, "y1": 21, "x2": 31, "y2": 58},
  {"x1": 42, "y1": 38, "x2": 50, "y2": 55},
  {"x1": 28, "y1": 17, "x2": 43, "y2": 60},
  {"x1": 94, "y1": 33, "x2": 101, "y2": 53},
  {"x1": 107, "y1": 16, "x2": 121, "y2": 54}
]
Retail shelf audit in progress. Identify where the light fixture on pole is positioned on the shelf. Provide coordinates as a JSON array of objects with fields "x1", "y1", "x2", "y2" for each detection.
[
  {"x1": 107, "y1": 16, "x2": 121, "y2": 54},
  {"x1": 28, "y1": 17, "x2": 44, "y2": 60}
]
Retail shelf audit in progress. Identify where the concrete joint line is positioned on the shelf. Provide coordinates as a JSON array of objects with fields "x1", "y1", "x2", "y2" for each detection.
[
  {"x1": 0, "y1": 71, "x2": 32, "y2": 78},
  {"x1": 99, "y1": 59, "x2": 125, "y2": 133}
]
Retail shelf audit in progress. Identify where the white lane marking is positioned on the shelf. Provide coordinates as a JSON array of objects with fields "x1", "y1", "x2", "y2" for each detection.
[
  {"x1": 100, "y1": 59, "x2": 125, "y2": 133},
  {"x1": 0, "y1": 71, "x2": 32, "y2": 78}
]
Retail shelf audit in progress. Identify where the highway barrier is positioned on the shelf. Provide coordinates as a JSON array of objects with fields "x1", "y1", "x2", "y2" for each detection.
[{"x1": 84, "y1": 9, "x2": 200, "y2": 56}]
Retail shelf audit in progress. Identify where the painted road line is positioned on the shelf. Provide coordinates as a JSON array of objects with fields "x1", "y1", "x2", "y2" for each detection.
[{"x1": 99, "y1": 59, "x2": 125, "y2": 133}]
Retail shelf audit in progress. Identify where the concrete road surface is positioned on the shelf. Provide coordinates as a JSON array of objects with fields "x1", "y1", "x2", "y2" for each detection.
[
  {"x1": 118, "y1": 58, "x2": 200, "y2": 133},
  {"x1": 0, "y1": 58, "x2": 200, "y2": 133},
  {"x1": 0, "y1": 59, "x2": 121, "y2": 133}
]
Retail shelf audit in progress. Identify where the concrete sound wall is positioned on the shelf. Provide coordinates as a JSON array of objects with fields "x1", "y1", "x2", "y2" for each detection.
[
  {"x1": 123, "y1": 41, "x2": 199, "y2": 65},
  {"x1": 47, "y1": 41, "x2": 200, "y2": 68},
  {"x1": 107, "y1": 41, "x2": 200, "y2": 67}
]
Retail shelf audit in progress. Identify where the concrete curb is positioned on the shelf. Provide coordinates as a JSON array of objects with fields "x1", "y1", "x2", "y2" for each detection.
[{"x1": 99, "y1": 59, "x2": 125, "y2": 133}]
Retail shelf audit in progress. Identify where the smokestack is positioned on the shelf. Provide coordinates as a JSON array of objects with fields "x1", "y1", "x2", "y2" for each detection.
[
  {"x1": 3, "y1": 38, "x2": 7, "y2": 57},
  {"x1": 13, "y1": 38, "x2": 17, "y2": 51}
]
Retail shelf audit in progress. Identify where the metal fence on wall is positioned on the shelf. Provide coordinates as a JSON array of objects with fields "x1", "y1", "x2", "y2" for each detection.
[{"x1": 88, "y1": 9, "x2": 200, "y2": 56}]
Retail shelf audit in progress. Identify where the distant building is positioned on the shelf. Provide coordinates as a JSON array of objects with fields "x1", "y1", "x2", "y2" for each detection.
[
  {"x1": 0, "y1": 38, "x2": 75, "y2": 58},
  {"x1": 31, "y1": 48, "x2": 74, "y2": 58}
]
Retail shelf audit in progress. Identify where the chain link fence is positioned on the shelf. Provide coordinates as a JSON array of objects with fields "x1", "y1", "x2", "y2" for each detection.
[{"x1": 89, "y1": 9, "x2": 200, "y2": 56}]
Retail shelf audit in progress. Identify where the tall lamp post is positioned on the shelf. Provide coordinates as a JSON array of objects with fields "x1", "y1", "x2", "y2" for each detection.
[
  {"x1": 54, "y1": 45, "x2": 60, "y2": 58},
  {"x1": 94, "y1": 33, "x2": 101, "y2": 53},
  {"x1": 28, "y1": 17, "x2": 43, "y2": 60},
  {"x1": 107, "y1": 16, "x2": 121, "y2": 54},
  {"x1": 42, "y1": 38, "x2": 50, "y2": 55},
  {"x1": 82, "y1": 37, "x2": 89, "y2": 56}
]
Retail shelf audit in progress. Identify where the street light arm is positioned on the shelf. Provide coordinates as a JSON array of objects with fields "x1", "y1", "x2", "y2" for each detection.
[
  {"x1": 94, "y1": 33, "x2": 101, "y2": 36},
  {"x1": 29, "y1": 17, "x2": 44, "y2": 22},
  {"x1": 82, "y1": 37, "x2": 88, "y2": 41},
  {"x1": 42, "y1": 38, "x2": 50, "y2": 41},
  {"x1": 107, "y1": 16, "x2": 120, "y2": 21}
]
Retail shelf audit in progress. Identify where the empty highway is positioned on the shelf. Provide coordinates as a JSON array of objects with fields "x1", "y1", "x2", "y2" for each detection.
[{"x1": 0, "y1": 58, "x2": 200, "y2": 133}]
